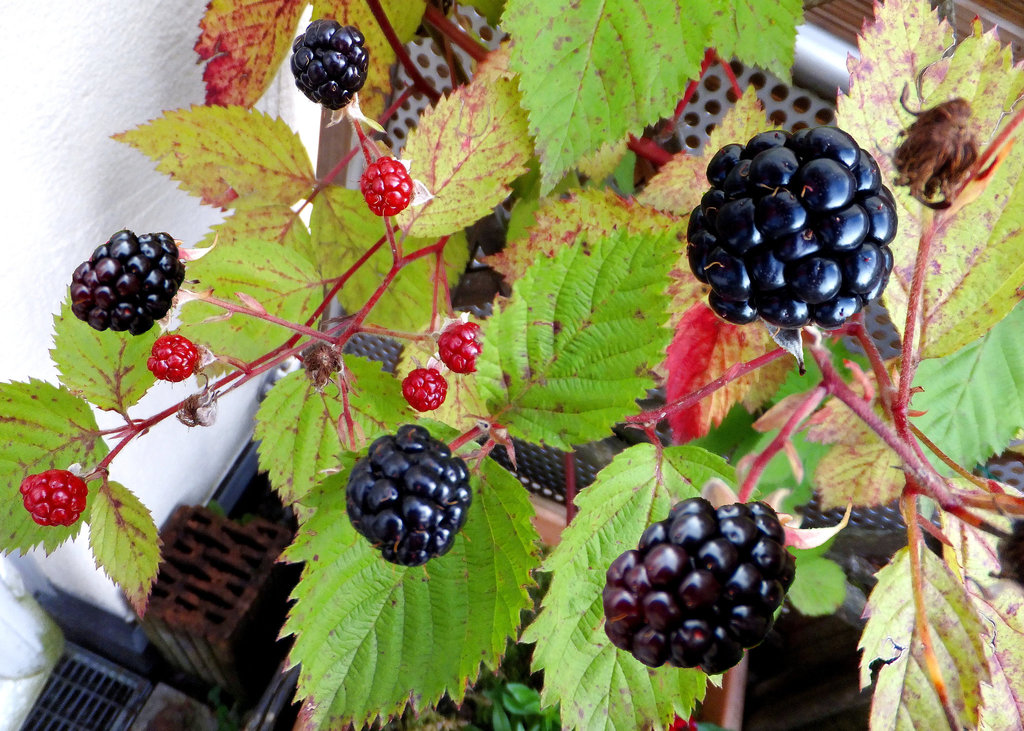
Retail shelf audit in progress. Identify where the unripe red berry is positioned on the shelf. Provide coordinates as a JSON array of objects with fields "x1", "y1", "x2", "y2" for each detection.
[
  {"x1": 20, "y1": 470, "x2": 88, "y2": 526},
  {"x1": 402, "y1": 368, "x2": 447, "y2": 411},
  {"x1": 148, "y1": 334, "x2": 200, "y2": 382},
  {"x1": 360, "y1": 157, "x2": 414, "y2": 216},
  {"x1": 438, "y1": 321, "x2": 482, "y2": 374}
]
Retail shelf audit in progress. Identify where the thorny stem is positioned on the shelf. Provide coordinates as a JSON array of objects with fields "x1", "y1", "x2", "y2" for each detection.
[
  {"x1": 351, "y1": 115, "x2": 376, "y2": 166},
  {"x1": 365, "y1": 0, "x2": 442, "y2": 104},
  {"x1": 302, "y1": 236, "x2": 387, "y2": 333},
  {"x1": 718, "y1": 52, "x2": 743, "y2": 99},
  {"x1": 849, "y1": 315, "x2": 896, "y2": 407},
  {"x1": 669, "y1": 49, "x2": 716, "y2": 129},
  {"x1": 737, "y1": 386, "x2": 826, "y2": 502},
  {"x1": 356, "y1": 324, "x2": 435, "y2": 342},
  {"x1": 199, "y1": 294, "x2": 337, "y2": 344},
  {"x1": 901, "y1": 493, "x2": 960, "y2": 731},
  {"x1": 627, "y1": 135, "x2": 673, "y2": 166},
  {"x1": 627, "y1": 347, "x2": 788, "y2": 426},
  {"x1": 423, "y1": 4, "x2": 489, "y2": 64},
  {"x1": 909, "y1": 422, "x2": 997, "y2": 492},
  {"x1": 449, "y1": 422, "x2": 485, "y2": 452}
]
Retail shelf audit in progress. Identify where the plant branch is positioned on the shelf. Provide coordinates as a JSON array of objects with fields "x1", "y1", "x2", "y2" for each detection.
[
  {"x1": 627, "y1": 347, "x2": 788, "y2": 426},
  {"x1": 900, "y1": 492, "x2": 960, "y2": 731},
  {"x1": 627, "y1": 135, "x2": 673, "y2": 166},
  {"x1": 423, "y1": 4, "x2": 489, "y2": 64},
  {"x1": 849, "y1": 315, "x2": 895, "y2": 408},
  {"x1": 737, "y1": 386, "x2": 826, "y2": 502},
  {"x1": 197, "y1": 294, "x2": 337, "y2": 344},
  {"x1": 908, "y1": 422, "x2": 996, "y2": 492},
  {"x1": 365, "y1": 0, "x2": 442, "y2": 103},
  {"x1": 564, "y1": 451, "x2": 578, "y2": 524}
]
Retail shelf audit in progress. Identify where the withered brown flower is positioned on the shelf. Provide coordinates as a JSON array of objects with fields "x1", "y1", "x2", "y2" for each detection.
[
  {"x1": 893, "y1": 92, "x2": 978, "y2": 209},
  {"x1": 302, "y1": 342, "x2": 344, "y2": 391}
]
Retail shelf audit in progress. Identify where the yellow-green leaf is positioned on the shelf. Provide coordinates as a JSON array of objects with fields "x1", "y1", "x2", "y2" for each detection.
[
  {"x1": 395, "y1": 70, "x2": 531, "y2": 237},
  {"x1": 178, "y1": 239, "x2": 321, "y2": 363},
  {"x1": 114, "y1": 106, "x2": 315, "y2": 209},
  {"x1": 838, "y1": 2, "x2": 1024, "y2": 358},
  {"x1": 51, "y1": 299, "x2": 157, "y2": 413},
  {"x1": 88, "y1": 480, "x2": 161, "y2": 616}
]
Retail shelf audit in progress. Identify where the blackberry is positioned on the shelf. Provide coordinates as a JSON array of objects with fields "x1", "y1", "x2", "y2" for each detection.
[
  {"x1": 291, "y1": 20, "x2": 369, "y2": 110},
  {"x1": 603, "y1": 497, "x2": 793, "y2": 675},
  {"x1": 70, "y1": 230, "x2": 185, "y2": 335},
  {"x1": 687, "y1": 127, "x2": 897, "y2": 330},
  {"x1": 345, "y1": 424, "x2": 471, "y2": 566}
]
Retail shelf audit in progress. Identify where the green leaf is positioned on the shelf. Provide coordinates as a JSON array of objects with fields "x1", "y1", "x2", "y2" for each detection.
[
  {"x1": 476, "y1": 228, "x2": 675, "y2": 450},
  {"x1": 195, "y1": 0, "x2": 308, "y2": 107},
  {"x1": 88, "y1": 479, "x2": 161, "y2": 616},
  {"x1": 51, "y1": 299, "x2": 157, "y2": 413},
  {"x1": 503, "y1": 0, "x2": 702, "y2": 193},
  {"x1": 912, "y1": 301, "x2": 1024, "y2": 470},
  {"x1": 313, "y1": 0, "x2": 427, "y2": 121},
  {"x1": 114, "y1": 106, "x2": 314, "y2": 209},
  {"x1": 284, "y1": 446, "x2": 540, "y2": 728},
  {"x1": 178, "y1": 239, "x2": 321, "y2": 363},
  {"x1": 858, "y1": 547, "x2": 989, "y2": 730},
  {"x1": 504, "y1": 0, "x2": 801, "y2": 192},
  {"x1": 786, "y1": 545, "x2": 846, "y2": 617},
  {"x1": 310, "y1": 186, "x2": 470, "y2": 331},
  {"x1": 838, "y1": 2, "x2": 1024, "y2": 358},
  {"x1": 254, "y1": 358, "x2": 411, "y2": 504},
  {"x1": 524, "y1": 443, "x2": 728, "y2": 729},
  {"x1": 0, "y1": 380, "x2": 107, "y2": 554},
  {"x1": 395, "y1": 55, "x2": 532, "y2": 238},
  {"x1": 468, "y1": 0, "x2": 503, "y2": 25}
]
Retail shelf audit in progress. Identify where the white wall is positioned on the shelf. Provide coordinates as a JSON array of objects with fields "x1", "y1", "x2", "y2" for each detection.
[{"x1": 0, "y1": 1, "x2": 320, "y2": 618}]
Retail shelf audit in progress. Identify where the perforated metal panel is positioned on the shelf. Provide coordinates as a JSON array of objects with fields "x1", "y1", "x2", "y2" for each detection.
[{"x1": 21, "y1": 644, "x2": 151, "y2": 731}]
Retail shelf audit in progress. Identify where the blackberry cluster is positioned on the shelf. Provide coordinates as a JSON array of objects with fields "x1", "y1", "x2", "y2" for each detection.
[
  {"x1": 346, "y1": 424, "x2": 472, "y2": 566},
  {"x1": 291, "y1": 20, "x2": 369, "y2": 110},
  {"x1": 70, "y1": 230, "x2": 185, "y2": 335},
  {"x1": 603, "y1": 497, "x2": 794, "y2": 675},
  {"x1": 687, "y1": 127, "x2": 897, "y2": 329}
]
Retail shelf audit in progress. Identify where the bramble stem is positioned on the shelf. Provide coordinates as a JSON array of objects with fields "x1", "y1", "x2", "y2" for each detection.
[
  {"x1": 908, "y1": 422, "x2": 996, "y2": 492},
  {"x1": 627, "y1": 135, "x2": 673, "y2": 166},
  {"x1": 737, "y1": 386, "x2": 825, "y2": 502},
  {"x1": 301, "y1": 236, "x2": 387, "y2": 335},
  {"x1": 716, "y1": 51, "x2": 743, "y2": 99},
  {"x1": 849, "y1": 315, "x2": 895, "y2": 408},
  {"x1": 901, "y1": 493, "x2": 960, "y2": 731},
  {"x1": 669, "y1": 49, "x2": 716, "y2": 129},
  {"x1": 199, "y1": 294, "x2": 337, "y2": 343},
  {"x1": 565, "y1": 451, "x2": 578, "y2": 524},
  {"x1": 423, "y1": 4, "x2": 489, "y2": 64},
  {"x1": 449, "y1": 423, "x2": 485, "y2": 452},
  {"x1": 365, "y1": 0, "x2": 442, "y2": 103},
  {"x1": 627, "y1": 347, "x2": 788, "y2": 426}
]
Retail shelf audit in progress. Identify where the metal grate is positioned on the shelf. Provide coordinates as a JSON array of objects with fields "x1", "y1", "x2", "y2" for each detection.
[{"x1": 20, "y1": 643, "x2": 150, "y2": 731}]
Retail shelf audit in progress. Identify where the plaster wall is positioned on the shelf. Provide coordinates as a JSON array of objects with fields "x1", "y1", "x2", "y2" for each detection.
[{"x1": 0, "y1": 1, "x2": 320, "y2": 618}]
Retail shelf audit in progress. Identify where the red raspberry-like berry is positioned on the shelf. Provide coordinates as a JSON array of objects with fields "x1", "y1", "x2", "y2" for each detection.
[
  {"x1": 148, "y1": 334, "x2": 200, "y2": 382},
  {"x1": 438, "y1": 322, "x2": 482, "y2": 374},
  {"x1": 360, "y1": 157, "x2": 414, "y2": 216},
  {"x1": 402, "y1": 368, "x2": 448, "y2": 411},
  {"x1": 669, "y1": 717, "x2": 699, "y2": 731},
  {"x1": 20, "y1": 470, "x2": 88, "y2": 526}
]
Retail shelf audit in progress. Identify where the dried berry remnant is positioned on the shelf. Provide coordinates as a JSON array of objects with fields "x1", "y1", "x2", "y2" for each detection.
[
  {"x1": 603, "y1": 497, "x2": 794, "y2": 675},
  {"x1": 70, "y1": 230, "x2": 185, "y2": 335},
  {"x1": 403, "y1": 367, "x2": 448, "y2": 411},
  {"x1": 687, "y1": 127, "x2": 897, "y2": 330},
  {"x1": 20, "y1": 470, "x2": 89, "y2": 526},
  {"x1": 148, "y1": 334, "x2": 200, "y2": 382},
  {"x1": 302, "y1": 342, "x2": 343, "y2": 390},
  {"x1": 360, "y1": 157, "x2": 414, "y2": 216},
  {"x1": 291, "y1": 20, "x2": 369, "y2": 110},
  {"x1": 438, "y1": 321, "x2": 483, "y2": 374},
  {"x1": 894, "y1": 96, "x2": 977, "y2": 209},
  {"x1": 346, "y1": 424, "x2": 472, "y2": 566}
]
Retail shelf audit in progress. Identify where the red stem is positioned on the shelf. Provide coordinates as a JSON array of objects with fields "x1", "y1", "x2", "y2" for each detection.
[
  {"x1": 200, "y1": 294, "x2": 336, "y2": 343},
  {"x1": 670, "y1": 49, "x2": 716, "y2": 128},
  {"x1": 365, "y1": 0, "x2": 442, "y2": 103},
  {"x1": 627, "y1": 347, "x2": 788, "y2": 426},
  {"x1": 716, "y1": 52, "x2": 743, "y2": 98},
  {"x1": 737, "y1": 386, "x2": 826, "y2": 502},
  {"x1": 449, "y1": 423, "x2": 485, "y2": 452},
  {"x1": 627, "y1": 135, "x2": 673, "y2": 166},
  {"x1": 423, "y1": 4, "x2": 489, "y2": 64}
]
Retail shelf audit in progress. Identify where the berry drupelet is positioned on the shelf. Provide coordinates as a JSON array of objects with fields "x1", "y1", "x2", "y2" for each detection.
[
  {"x1": 603, "y1": 497, "x2": 794, "y2": 675},
  {"x1": 687, "y1": 127, "x2": 897, "y2": 330},
  {"x1": 346, "y1": 424, "x2": 472, "y2": 566},
  {"x1": 70, "y1": 230, "x2": 185, "y2": 336}
]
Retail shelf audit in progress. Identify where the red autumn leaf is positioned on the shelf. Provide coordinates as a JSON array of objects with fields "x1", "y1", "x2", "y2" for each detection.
[
  {"x1": 666, "y1": 303, "x2": 784, "y2": 443},
  {"x1": 195, "y1": 0, "x2": 308, "y2": 107}
]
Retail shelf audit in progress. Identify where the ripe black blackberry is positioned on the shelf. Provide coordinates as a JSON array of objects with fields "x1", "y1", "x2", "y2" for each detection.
[
  {"x1": 346, "y1": 424, "x2": 472, "y2": 567},
  {"x1": 70, "y1": 230, "x2": 185, "y2": 335},
  {"x1": 687, "y1": 127, "x2": 897, "y2": 330},
  {"x1": 291, "y1": 20, "x2": 369, "y2": 110},
  {"x1": 603, "y1": 497, "x2": 794, "y2": 675}
]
